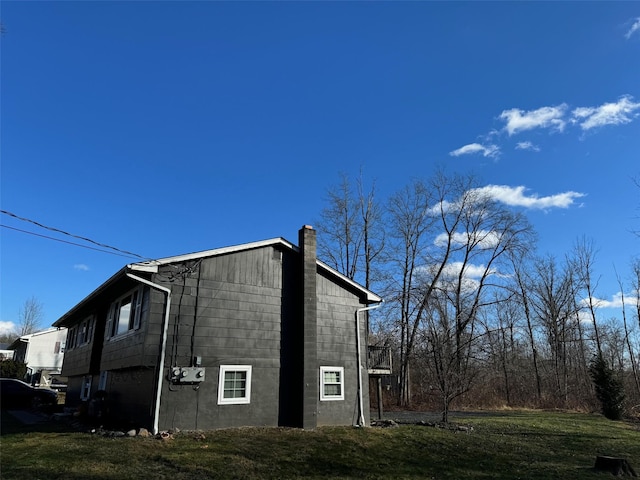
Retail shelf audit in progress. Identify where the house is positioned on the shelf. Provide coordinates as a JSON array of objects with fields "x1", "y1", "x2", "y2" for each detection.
[
  {"x1": 0, "y1": 343, "x2": 14, "y2": 361},
  {"x1": 53, "y1": 226, "x2": 384, "y2": 433},
  {"x1": 8, "y1": 327, "x2": 68, "y2": 386}
]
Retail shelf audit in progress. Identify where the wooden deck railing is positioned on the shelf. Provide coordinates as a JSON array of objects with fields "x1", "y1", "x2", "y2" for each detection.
[{"x1": 367, "y1": 345, "x2": 392, "y2": 375}]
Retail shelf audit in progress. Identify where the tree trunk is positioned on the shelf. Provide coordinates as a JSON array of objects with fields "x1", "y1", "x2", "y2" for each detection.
[{"x1": 594, "y1": 456, "x2": 637, "y2": 477}]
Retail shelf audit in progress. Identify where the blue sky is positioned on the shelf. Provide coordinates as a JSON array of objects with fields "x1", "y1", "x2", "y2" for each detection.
[{"x1": 1, "y1": 2, "x2": 639, "y2": 332}]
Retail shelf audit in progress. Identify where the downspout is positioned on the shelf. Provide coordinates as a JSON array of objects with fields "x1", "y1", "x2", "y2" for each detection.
[
  {"x1": 126, "y1": 272, "x2": 171, "y2": 435},
  {"x1": 355, "y1": 302, "x2": 383, "y2": 427}
]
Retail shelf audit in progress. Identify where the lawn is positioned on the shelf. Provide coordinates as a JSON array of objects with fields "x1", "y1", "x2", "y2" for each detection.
[{"x1": 0, "y1": 411, "x2": 638, "y2": 479}]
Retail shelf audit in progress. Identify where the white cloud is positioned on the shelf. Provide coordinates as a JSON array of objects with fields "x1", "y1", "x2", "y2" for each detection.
[
  {"x1": 581, "y1": 292, "x2": 639, "y2": 309},
  {"x1": 515, "y1": 141, "x2": 540, "y2": 152},
  {"x1": 434, "y1": 230, "x2": 503, "y2": 250},
  {"x1": 74, "y1": 264, "x2": 90, "y2": 271},
  {"x1": 449, "y1": 143, "x2": 500, "y2": 158},
  {"x1": 453, "y1": 95, "x2": 639, "y2": 158},
  {"x1": 499, "y1": 104, "x2": 567, "y2": 135},
  {"x1": 442, "y1": 261, "x2": 487, "y2": 279},
  {"x1": 442, "y1": 262, "x2": 496, "y2": 292},
  {"x1": 625, "y1": 17, "x2": 640, "y2": 39},
  {"x1": 571, "y1": 95, "x2": 640, "y2": 131},
  {"x1": 472, "y1": 185, "x2": 586, "y2": 209},
  {"x1": 0, "y1": 321, "x2": 16, "y2": 336}
]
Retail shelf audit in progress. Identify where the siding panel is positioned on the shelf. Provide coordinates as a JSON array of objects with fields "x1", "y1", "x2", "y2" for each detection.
[{"x1": 158, "y1": 246, "x2": 288, "y2": 430}]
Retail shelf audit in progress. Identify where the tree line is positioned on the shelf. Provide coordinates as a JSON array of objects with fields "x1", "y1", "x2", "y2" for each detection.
[
  {"x1": 0, "y1": 296, "x2": 44, "y2": 344},
  {"x1": 316, "y1": 170, "x2": 639, "y2": 421}
]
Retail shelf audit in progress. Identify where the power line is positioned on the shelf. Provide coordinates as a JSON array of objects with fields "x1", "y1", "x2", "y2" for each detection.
[
  {"x1": 1, "y1": 209, "x2": 149, "y2": 260},
  {"x1": 1, "y1": 225, "x2": 144, "y2": 260}
]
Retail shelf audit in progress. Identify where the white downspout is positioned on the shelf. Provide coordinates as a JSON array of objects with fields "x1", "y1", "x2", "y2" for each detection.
[
  {"x1": 126, "y1": 273, "x2": 171, "y2": 435},
  {"x1": 355, "y1": 302, "x2": 383, "y2": 427}
]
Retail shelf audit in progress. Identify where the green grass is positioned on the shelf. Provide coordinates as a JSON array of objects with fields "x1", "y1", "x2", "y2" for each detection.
[{"x1": 1, "y1": 411, "x2": 639, "y2": 479}]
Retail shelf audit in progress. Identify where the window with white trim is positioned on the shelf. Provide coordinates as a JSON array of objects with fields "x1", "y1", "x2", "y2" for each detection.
[
  {"x1": 217, "y1": 365, "x2": 252, "y2": 405},
  {"x1": 320, "y1": 366, "x2": 344, "y2": 401},
  {"x1": 80, "y1": 375, "x2": 92, "y2": 401},
  {"x1": 106, "y1": 286, "x2": 149, "y2": 339}
]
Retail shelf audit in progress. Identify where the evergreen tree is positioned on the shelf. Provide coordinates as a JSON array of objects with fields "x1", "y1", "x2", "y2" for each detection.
[
  {"x1": 0, "y1": 359, "x2": 27, "y2": 379},
  {"x1": 589, "y1": 354, "x2": 625, "y2": 420}
]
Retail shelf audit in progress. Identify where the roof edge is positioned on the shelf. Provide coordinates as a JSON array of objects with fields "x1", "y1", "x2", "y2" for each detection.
[
  {"x1": 128, "y1": 237, "x2": 295, "y2": 272},
  {"x1": 316, "y1": 259, "x2": 383, "y2": 304},
  {"x1": 54, "y1": 236, "x2": 382, "y2": 326}
]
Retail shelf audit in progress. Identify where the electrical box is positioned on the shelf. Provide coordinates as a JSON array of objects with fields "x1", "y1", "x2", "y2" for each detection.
[{"x1": 170, "y1": 366, "x2": 206, "y2": 383}]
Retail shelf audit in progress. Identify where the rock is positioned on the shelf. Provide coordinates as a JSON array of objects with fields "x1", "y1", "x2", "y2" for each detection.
[
  {"x1": 372, "y1": 419, "x2": 398, "y2": 428},
  {"x1": 138, "y1": 428, "x2": 150, "y2": 437},
  {"x1": 126, "y1": 429, "x2": 137, "y2": 437}
]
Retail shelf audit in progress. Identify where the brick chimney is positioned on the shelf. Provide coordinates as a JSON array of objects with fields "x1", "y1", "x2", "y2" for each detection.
[{"x1": 299, "y1": 225, "x2": 318, "y2": 429}]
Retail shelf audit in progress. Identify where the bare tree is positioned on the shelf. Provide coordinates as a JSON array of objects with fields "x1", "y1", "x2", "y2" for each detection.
[
  {"x1": 485, "y1": 293, "x2": 524, "y2": 406},
  {"x1": 17, "y1": 296, "x2": 44, "y2": 336},
  {"x1": 386, "y1": 172, "x2": 534, "y2": 415},
  {"x1": 317, "y1": 172, "x2": 362, "y2": 280},
  {"x1": 356, "y1": 173, "x2": 385, "y2": 291},
  {"x1": 633, "y1": 260, "x2": 640, "y2": 331},
  {"x1": 421, "y1": 182, "x2": 533, "y2": 420},
  {"x1": 511, "y1": 258, "x2": 543, "y2": 403},
  {"x1": 615, "y1": 269, "x2": 640, "y2": 398},
  {"x1": 528, "y1": 255, "x2": 577, "y2": 406},
  {"x1": 316, "y1": 171, "x2": 384, "y2": 290},
  {"x1": 570, "y1": 237, "x2": 603, "y2": 356},
  {"x1": 385, "y1": 178, "x2": 439, "y2": 406}
]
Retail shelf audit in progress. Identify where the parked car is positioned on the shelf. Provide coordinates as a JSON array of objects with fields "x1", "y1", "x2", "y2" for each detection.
[
  {"x1": 0, "y1": 378, "x2": 58, "y2": 410},
  {"x1": 45, "y1": 375, "x2": 68, "y2": 392}
]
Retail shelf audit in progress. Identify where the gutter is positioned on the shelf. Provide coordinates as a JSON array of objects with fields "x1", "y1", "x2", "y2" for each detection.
[
  {"x1": 355, "y1": 302, "x2": 383, "y2": 427},
  {"x1": 126, "y1": 272, "x2": 172, "y2": 435}
]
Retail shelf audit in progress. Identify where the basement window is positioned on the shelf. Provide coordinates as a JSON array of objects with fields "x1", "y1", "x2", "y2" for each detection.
[
  {"x1": 80, "y1": 375, "x2": 92, "y2": 401},
  {"x1": 217, "y1": 365, "x2": 252, "y2": 405},
  {"x1": 320, "y1": 366, "x2": 344, "y2": 401},
  {"x1": 98, "y1": 371, "x2": 108, "y2": 391}
]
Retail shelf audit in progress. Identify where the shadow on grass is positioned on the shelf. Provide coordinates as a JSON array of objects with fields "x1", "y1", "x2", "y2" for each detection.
[{"x1": 0, "y1": 408, "x2": 80, "y2": 436}]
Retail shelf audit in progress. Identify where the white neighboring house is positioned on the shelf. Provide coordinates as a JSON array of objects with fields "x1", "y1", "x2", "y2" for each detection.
[
  {"x1": 9, "y1": 328, "x2": 68, "y2": 387},
  {"x1": 0, "y1": 345, "x2": 13, "y2": 361}
]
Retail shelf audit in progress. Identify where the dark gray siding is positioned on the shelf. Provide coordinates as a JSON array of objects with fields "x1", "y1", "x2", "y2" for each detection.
[
  {"x1": 316, "y1": 271, "x2": 370, "y2": 426},
  {"x1": 104, "y1": 368, "x2": 155, "y2": 428},
  {"x1": 157, "y1": 246, "x2": 286, "y2": 431},
  {"x1": 100, "y1": 280, "x2": 156, "y2": 371},
  {"x1": 60, "y1": 239, "x2": 376, "y2": 431},
  {"x1": 65, "y1": 376, "x2": 85, "y2": 410},
  {"x1": 61, "y1": 308, "x2": 108, "y2": 377},
  {"x1": 60, "y1": 345, "x2": 92, "y2": 377},
  {"x1": 101, "y1": 328, "x2": 148, "y2": 370}
]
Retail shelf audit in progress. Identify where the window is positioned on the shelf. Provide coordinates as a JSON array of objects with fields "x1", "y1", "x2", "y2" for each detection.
[
  {"x1": 67, "y1": 327, "x2": 77, "y2": 350},
  {"x1": 67, "y1": 316, "x2": 95, "y2": 351},
  {"x1": 98, "y1": 371, "x2": 108, "y2": 391},
  {"x1": 79, "y1": 316, "x2": 95, "y2": 346},
  {"x1": 80, "y1": 375, "x2": 92, "y2": 401},
  {"x1": 217, "y1": 365, "x2": 252, "y2": 405},
  {"x1": 320, "y1": 366, "x2": 344, "y2": 401},
  {"x1": 106, "y1": 287, "x2": 149, "y2": 338}
]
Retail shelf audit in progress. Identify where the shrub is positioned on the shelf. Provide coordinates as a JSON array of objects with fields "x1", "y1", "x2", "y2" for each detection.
[{"x1": 0, "y1": 359, "x2": 27, "y2": 379}]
